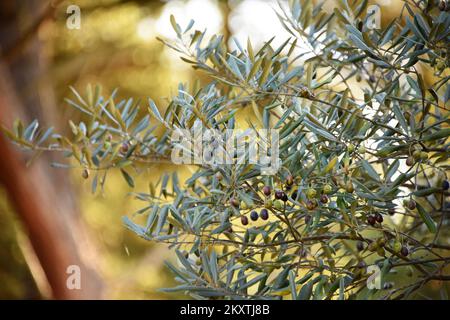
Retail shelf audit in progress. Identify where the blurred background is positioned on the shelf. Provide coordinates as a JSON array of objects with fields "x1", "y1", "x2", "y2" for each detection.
[{"x1": 1, "y1": 0, "x2": 440, "y2": 300}]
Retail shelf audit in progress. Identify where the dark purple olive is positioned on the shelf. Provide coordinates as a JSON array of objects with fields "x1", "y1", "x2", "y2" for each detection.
[
  {"x1": 375, "y1": 213, "x2": 383, "y2": 223},
  {"x1": 260, "y1": 209, "x2": 269, "y2": 220},
  {"x1": 304, "y1": 215, "x2": 312, "y2": 224},
  {"x1": 367, "y1": 215, "x2": 376, "y2": 226},
  {"x1": 442, "y1": 180, "x2": 449, "y2": 191},
  {"x1": 275, "y1": 190, "x2": 285, "y2": 200},
  {"x1": 400, "y1": 246, "x2": 409, "y2": 257},
  {"x1": 250, "y1": 211, "x2": 259, "y2": 221},
  {"x1": 356, "y1": 241, "x2": 365, "y2": 251}
]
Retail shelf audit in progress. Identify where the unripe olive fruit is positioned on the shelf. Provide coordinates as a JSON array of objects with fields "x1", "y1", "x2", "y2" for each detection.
[
  {"x1": 377, "y1": 247, "x2": 385, "y2": 257},
  {"x1": 393, "y1": 241, "x2": 402, "y2": 253},
  {"x1": 347, "y1": 143, "x2": 355, "y2": 153},
  {"x1": 420, "y1": 151, "x2": 428, "y2": 160},
  {"x1": 274, "y1": 199, "x2": 284, "y2": 210},
  {"x1": 368, "y1": 241, "x2": 378, "y2": 252},
  {"x1": 406, "y1": 156, "x2": 415, "y2": 166},
  {"x1": 265, "y1": 199, "x2": 273, "y2": 209},
  {"x1": 260, "y1": 209, "x2": 269, "y2": 220},
  {"x1": 377, "y1": 237, "x2": 386, "y2": 247},
  {"x1": 346, "y1": 181, "x2": 354, "y2": 193},
  {"x1": 241, "y1": 215, "x2": 249, "y2": 225},
  {"x1": 400, "y1": 246, "x2": 409, "y2": 257},
  {"x1": 320, "y1": 194, "x2": 329, "y2": 204},
  {"x1": 306, "y1": 188, "x2": 317, "y2": 199},
  {"x1": 262, "y1": 186, "x2": 271, "y2": 196},
  {"x1": 250, "y1": 211, "x2": 259, "y2": 221},
  {"x1": 358, "y1": 145, "x2": 366, "y2": 154},
  {"x1": 82, "y1": 169, "x2": 89, "y2": 179},
  {"x1": 240, "y1": 201, "x2": 248, "y2": 210},
  {"x1": 407, "y1": 199, "x2": 416, "y2": 210},
  {"x1": 323, "y1": 184, "x2": 333, "y2": 194},
  {"x1": 412, "y1": 150, "x2": 421, "y2": 160}
]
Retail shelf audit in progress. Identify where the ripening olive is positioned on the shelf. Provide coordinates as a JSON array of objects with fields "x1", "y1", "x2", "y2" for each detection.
[
  {"x1": 286, "y1": 175, "x2": 294, "y2": 186},
  {"x1": 406, "y1": 156, "x2": 415, "y2": 166},
  {"x1": 306, "y1": 199, "x2": 316, "y2": 210},
  {"x1": 241, "y1": 215, "x2": 249, "y2": 226},
  {"x1": 262, "y1": 186, "x2": 271, "y2": 196},
  {"x1": 120, "y1": 142, "x2": 129, "y2": 154},
  {"x1": 407, "y1": 199, "x2": 416, "y2": 210},
  {"x1": 230, "y1": 197, "x2": 240, "y2": 207},
  {"x1": 82, "y1": 169, "x2": 89, "y2": 179},
  {"x1": 320, "y1": 194, "x2": 329, "y2": 204},
  {"x1": 367, "y1": 215, "x2": 376, "y2": 226}
]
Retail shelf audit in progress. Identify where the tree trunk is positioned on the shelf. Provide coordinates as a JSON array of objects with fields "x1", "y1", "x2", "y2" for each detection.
[{"x1": 0, "y1": 0, "x2": 103, "y2": 299}]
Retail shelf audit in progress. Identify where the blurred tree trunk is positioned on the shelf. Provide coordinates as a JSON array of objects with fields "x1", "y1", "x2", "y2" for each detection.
[{"x1": 0, "y1": 0, "x2": 103, "y2": 299}]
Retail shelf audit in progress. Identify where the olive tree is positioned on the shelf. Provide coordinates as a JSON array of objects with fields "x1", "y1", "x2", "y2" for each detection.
[{"x1": 3, "y1": 0, "x2": 450, "y2": 299}]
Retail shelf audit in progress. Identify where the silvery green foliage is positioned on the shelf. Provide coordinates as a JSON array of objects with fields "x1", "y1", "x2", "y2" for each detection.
[{"x1": 4, "y1": 0, "x2": 449, "y2": 299}]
